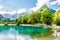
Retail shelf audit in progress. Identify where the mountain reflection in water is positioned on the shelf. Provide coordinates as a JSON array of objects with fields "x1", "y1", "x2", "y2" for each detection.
[{"x1": 0, "y1": 28, "x2": 32, "y2": 40}]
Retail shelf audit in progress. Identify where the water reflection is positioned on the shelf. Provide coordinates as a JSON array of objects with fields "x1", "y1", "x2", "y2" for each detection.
[{"x1": 0, "y1": 28, "x2": 32, "y2": 40}]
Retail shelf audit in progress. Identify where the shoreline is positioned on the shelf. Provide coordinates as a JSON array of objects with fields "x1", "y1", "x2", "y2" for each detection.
[{"x1": 0, "y1": 24, "x2": 60, "y2": 28}]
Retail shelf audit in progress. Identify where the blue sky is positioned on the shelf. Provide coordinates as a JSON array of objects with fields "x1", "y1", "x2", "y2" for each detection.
[
  {"x1": 0, "y1": 0, "x2": 60, "y2": 14},
  {"x1": 48, "y1": 0, "x2": 60, "y2": 10},
  {"x1": 0, "y1": 0, "x2": 37, "y2": 11}
]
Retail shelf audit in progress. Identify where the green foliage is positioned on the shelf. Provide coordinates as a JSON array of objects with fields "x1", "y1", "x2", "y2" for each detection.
[
  {"x1": 0, "y1": 4, "x2": 57, "y2": 25},
  {"x1": 16, "y1": 17, "x2": 22, "y2": 25},
  {"x1": 34, "y1": 12, "x2": 42, "y2": 23},
  {"x1": 16, "y1": 12, "x2": 42, "y2": 24},
  {"x1": 27, "y1": 13, "x2": 35, "y2": 24},
  {"x1": 16, "y1": 10, "x2": 53, "y2": 25},
  {"x1": 41, "y1": 9, "x2": 53, "y2": 25},
  {"x1": 4, "y1": 22, "x2": 8, "y2": 26},
  {"x1": 0, "y1": 4, "x2": 57, "y2": 26},
  {"x1": 53, "y1": 10, "x2": 60, "y2": 25}
]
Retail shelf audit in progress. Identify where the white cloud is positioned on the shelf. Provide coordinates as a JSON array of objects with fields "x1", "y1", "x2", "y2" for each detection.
[
  {"x1": 48, "y1": 0, "x2": 60, "y2": 5},
  {"x1": 50, "y1": 1, "x2": 57, "y2": 5},
  {"x1": 29, "y1": 0, "x2": 60, "y2": 11},
  {"x1": 1, "y1": 0, "x2": 60, "y2": 14},
  {"x1": 9, "y1": 11, "x2": 16, "y2": 14},
  {"x1": 17, "y1": 9, "x2": 26, "y2": 14},
  {"x1": 30, "y1": 0, "x2": 50, "y2": 11},
  {"x1": 0, "y1": 4, "x2": 27, "y2": 15},
  {"x1": 0, "y1": 5, "x2": 3, "y2": 9},
  {"x1": 0, "y1": 9, "x2": 27, "y2": 15},
  {"x1": 0, "y1": 11, "x2": 7, "y2": 14},
  {"x1": 57, "y1": 0, "x2": 60, "y2": 4}
]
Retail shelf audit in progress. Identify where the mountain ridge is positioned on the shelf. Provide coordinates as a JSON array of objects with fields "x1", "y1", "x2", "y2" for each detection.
[
  {"x1": 38, "y1": 4, "x2": 56, "y2": 13},
  {"x1": 0, "y1": 4, "x2": 56, "y2": 20}
]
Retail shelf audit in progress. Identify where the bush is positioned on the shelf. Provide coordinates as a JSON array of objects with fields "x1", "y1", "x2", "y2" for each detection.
[{"x1": 4, "y1": 22, "x2": 8, "y2": 26}]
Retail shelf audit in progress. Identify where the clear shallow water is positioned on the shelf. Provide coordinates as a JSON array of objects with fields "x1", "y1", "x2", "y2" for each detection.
[
  {"x1": 0, "y1": 26, "x2": 53, "y2": 40},
  {"x1": 0, "y1": 28, "x2": 32, "y2": 40}
]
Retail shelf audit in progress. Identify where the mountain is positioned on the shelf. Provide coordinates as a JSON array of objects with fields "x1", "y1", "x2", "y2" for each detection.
[
  {"x1": 0, "y1": 5, "x2": 55, "y2": 20},
  {"x1": 0, "y1": 14, "x2": 6, "y2": 20},
  {"x1": 19, "y1": 12, "x2": 28, "y2": 16},
  {"x1": 1, "y1": 12, "x2": 29, "y2": 20},
  {"x1": 38, "y1": 4, "x2": 56, "y2": 13},
  {"x1": 39, "y1": 4, "x2": 49, "y2": 11},
  {"x1": 0, "y1": 9, "x2": 33, "y2": 20},
  {"x1": 0, "y1": 15, "x2": 4, "y2": 18},
  {"x1": 0, "y1": 14, "x2": 14, "y2": 23},
  {"x1": 2, "y1": 14, "x2": 19, "y2": 20},
  {"x1": 0, "y1": 14, "x2": 6, "y2": 23}
]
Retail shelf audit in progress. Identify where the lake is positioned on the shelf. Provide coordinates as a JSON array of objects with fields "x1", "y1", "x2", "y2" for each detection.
[{"x1": 0, "y1": 26, "x2": 53, "y2": 40}]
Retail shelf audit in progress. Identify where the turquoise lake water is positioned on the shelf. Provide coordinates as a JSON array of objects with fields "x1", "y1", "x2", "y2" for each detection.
[
  {"x1": 0, "y1": 26, "x2": 52, "y2": 34},
  {"x1": 0, "y1": 26, "x2": 53, "y2": 40}
]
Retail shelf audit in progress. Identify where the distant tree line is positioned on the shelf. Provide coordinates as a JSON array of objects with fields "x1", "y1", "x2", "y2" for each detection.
[
  {"x1": 14, "y1": 9, "x2": 60, "y2": 26},
  {"x1": 0, "y1": 8, "x2": 60, "y2": 26}
]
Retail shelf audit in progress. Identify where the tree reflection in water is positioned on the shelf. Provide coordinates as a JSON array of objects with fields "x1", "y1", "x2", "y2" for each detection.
[{"x1": 0, "y1": 28, "x2": 32, "y2": 40}]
